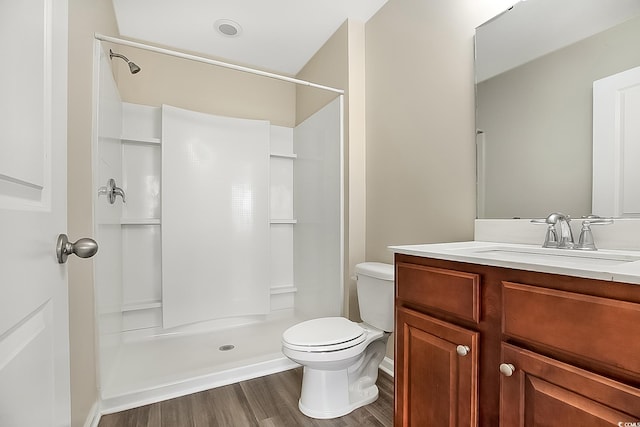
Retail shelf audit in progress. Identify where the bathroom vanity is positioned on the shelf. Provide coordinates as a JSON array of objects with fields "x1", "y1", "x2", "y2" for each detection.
[{"x1": 391, "y1": 242, "x2": 640, "y2": 426}]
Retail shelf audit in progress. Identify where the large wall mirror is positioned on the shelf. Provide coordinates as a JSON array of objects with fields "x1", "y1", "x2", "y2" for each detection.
[{"x1": 475, "y1": 0, "x2": 640, "y2": 219}]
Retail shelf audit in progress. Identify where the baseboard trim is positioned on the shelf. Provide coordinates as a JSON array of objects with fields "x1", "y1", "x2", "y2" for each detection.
[
  {"x1": 379, "y1": 356, "x2": 394, "y2": 377},
  {"x1": 83, "y1": 400, "x2": 101, "y2": 427}
]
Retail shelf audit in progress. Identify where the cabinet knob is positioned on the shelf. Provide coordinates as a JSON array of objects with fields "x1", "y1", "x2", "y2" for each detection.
[
  {"x1": 499, "y1": 363, "x2": 516, "y2": 377},
  {"x1": 456, "y1": 345, "x2": 470, "y2": 356}
]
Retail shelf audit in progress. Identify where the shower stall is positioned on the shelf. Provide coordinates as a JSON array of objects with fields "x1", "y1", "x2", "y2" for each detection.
[{"x1": 92, "y1": 39, "x2": 344, "y2": 412}]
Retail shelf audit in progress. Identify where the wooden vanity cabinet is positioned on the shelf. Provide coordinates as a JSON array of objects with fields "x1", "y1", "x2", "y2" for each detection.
[
  {"x1": 500, "y1": 343, "x2": 640, "y2": 426},
  {"x1": 394, "y1": 260, "x2": 484, "y2": 426},
  {"x1": 394, "y1": 253, "x2": 640, "y2": 427},
  {"x1": 395, "y1": 307, "x2": 478, "y2": 427}
]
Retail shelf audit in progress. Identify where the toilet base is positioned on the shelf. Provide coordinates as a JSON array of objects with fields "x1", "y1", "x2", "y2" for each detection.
[
  {"x1": 295, "y1": 336, "x2": 389, "y2": 419},
  {"x1": 298, "y1": 366, "x2": 380, "y2": 419}
]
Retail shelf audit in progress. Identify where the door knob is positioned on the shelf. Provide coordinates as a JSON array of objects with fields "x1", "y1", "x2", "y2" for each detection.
[
  {"x1": 499, "y1": 363, "x2": 516, "y2": 377},
  {"x1": 56, "y1": 234, "x2": 99, "y2": 264}
]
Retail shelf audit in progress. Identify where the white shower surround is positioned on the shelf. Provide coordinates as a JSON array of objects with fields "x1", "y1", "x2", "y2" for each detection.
[
  {"x1": 293, "y1": 98, "x2": 344, "y2": 320},
  {"x1": 93, "y1": 43, "x2": 344, "y2": 412}
]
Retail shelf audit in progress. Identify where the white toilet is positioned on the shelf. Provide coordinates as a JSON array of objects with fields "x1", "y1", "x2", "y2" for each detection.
[{"x1": 281, "y1": 262, "x2": 394, "y2": 419}]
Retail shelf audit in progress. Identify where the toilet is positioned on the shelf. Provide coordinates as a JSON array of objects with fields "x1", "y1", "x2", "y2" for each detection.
[{"x1": 281, "y1": 262, "x2": 394, "y2": 419}]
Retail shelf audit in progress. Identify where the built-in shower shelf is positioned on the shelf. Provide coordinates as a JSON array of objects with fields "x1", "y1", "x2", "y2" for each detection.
[
  {"x1": 122, "y1": 136, "x2": 161, "y2": 145},
  {"x1": 121, "y1": 300, "x2": 162, "y2": 312},
  {"x1": 121, "y1": 218, "x2": 161, "y2": 225},
  {"x1": 270, "y1": 219, "x2": 297, "y2": 224},
  {"x1": 270, "y1": 285, "x2": 297, "y2": 295},
  {"x1": 270, "y1": 152, "x2": 297, "y2": 159}
]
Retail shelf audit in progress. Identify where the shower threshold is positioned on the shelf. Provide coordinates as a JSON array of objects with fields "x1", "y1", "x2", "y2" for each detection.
[{"x1": 100, "y1": 314, "x2": 304, "y2": 414}]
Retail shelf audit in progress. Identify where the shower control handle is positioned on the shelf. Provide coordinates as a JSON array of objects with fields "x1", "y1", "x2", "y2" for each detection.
[
  {"x1": 98, "y1": 178, "x2": 126, "y2": 204},
  {"x1": 456, "y1": 345, "x2": 470, "y2": 356},
  {"x1": 56, "y1": 234, "x2": 99, "y2": 264}
]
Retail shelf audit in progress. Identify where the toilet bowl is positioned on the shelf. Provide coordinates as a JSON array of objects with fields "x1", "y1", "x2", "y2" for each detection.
[{"x1": 281, "y1": 262, "x2": 394, "y2": 419}]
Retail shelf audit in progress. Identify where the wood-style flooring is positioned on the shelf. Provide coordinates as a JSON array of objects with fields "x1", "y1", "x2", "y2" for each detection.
[{"x1": 98, "y1": 368, "x2": 393, "y2": 427}]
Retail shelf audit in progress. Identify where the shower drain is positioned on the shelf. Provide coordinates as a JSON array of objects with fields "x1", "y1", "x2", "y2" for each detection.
[{"x1": 219, "y1": 344, "x2": 235, "y2": 351}]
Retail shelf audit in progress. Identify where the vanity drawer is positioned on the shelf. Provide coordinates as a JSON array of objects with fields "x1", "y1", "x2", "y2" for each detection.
[
  {"x1": 502, "y1": 281, "x2": 640, "y2": 375},
  {"x1": 396, "y1": 262, "x2": 480, "y2": 323}
]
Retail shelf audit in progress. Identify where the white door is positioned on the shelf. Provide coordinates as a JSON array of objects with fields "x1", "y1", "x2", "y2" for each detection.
[
  {"x1": 593, "y1": 65, "x2": 640, "y2": 217},
  {"x1": 0, "y1": 0, "x2": 71, "y2": 426}
]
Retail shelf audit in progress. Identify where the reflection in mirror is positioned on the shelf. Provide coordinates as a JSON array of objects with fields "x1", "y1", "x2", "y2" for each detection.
[{"x1": 475, "y1": 0, "x2": 640, "y2": 219}]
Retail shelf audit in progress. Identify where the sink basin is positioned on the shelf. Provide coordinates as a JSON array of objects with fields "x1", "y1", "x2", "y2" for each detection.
[{"x1": 459, "y1": 246, "x2": 640, "y2": 267}]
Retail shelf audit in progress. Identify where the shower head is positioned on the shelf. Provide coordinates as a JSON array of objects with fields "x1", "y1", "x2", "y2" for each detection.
[
  {"x1": 109, "y1": 49, "x2": 141, "y2": 74},
  {"x1": 128, "y1": 62, "x2": 141, "y2": 74}
]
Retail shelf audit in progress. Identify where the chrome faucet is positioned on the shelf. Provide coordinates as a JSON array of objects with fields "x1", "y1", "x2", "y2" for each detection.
[{"x1": 531, "y1": 212, "x2": 574, "y2": 249}]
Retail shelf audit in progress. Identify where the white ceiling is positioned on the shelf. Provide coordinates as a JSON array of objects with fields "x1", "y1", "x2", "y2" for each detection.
[{"x1": 111, "y1": 0, "x2": 387, "y2": 76}]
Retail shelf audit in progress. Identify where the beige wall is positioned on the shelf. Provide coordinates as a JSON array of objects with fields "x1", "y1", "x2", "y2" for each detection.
[
  {"x1": 364, "y1": 0, "x2": 515, "y2": 264},
  {"x1": 67, "y1": 0, "x2": 119, "y2": 425},
  {"x1": 296, "y1": 20, "x2": 367, "y2": 322},
  {"x1": 114, "y1": 46, "x2": 296, "y2": 126},
  {"x1": 295, "y1": 22, "x2": 347, "y2": 125},
  {"x1": 365, "y1": 0, "x2": 515, "y2": 358}
]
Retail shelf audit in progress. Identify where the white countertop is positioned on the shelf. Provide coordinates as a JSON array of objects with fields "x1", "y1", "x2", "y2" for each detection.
[{"x1": 389, "y1": 241, "x2": 640, "y2": 285}]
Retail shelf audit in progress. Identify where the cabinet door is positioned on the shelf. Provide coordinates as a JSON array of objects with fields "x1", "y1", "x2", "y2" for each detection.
[
  {"x1": 500, "y1": 343, "x2": 640, "y2": 426},
  {"x1": 395, "y1": 307, "x2": 478, "y2": 427}
]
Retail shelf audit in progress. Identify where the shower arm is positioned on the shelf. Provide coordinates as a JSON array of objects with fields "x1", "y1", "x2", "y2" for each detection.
[{"x1": 109, "y1": 50, "x2": 130, "y2": 63}]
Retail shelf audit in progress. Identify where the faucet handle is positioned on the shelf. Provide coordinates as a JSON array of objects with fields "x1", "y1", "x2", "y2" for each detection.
[
  {"x1": 543, "y1": 224, "x2": 559, "y2": 248},
  {"x1": 531, "y1": 219, "x2": 559, "y2": 248},
  {"x1": 576, "y1": 217, "x2": 613, "y2": 251},
  {"x1": 580, "y1": 215, "x2": 613, "y2": 226},
  {"x1": 576, "y1": 222, "x2": 596, "y2": 251}
]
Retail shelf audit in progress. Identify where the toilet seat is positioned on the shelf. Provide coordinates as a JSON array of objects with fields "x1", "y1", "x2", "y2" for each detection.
[{"x1": 282, "y1": 317, "x2": 366, "y2": 352}]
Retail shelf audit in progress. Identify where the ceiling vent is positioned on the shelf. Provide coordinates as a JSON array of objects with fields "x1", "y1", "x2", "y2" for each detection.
[{"x1": 215, "y1": 19, "x2": 242, "y2": 37}]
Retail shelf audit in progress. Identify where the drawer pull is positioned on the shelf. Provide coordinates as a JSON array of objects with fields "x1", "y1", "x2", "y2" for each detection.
[
  {"x1": 499, "y1": 363, "x2": 516, "y2": 377},
  {"x1": 456, "y1": 345, "x2": 470, "y2": 356}
]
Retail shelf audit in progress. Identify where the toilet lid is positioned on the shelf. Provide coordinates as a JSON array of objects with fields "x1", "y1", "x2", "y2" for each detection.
[{"x1": 282, "y1": 317, "x2": 365, "y2": 351}]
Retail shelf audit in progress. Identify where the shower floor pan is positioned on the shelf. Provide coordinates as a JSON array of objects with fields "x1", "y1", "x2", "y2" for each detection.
[{"x1": 100, "y1": 314, "x2": 304, "y2": 414}]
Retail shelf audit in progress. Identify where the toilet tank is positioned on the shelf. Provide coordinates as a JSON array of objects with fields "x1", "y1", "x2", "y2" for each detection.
[{"x1": 355, "y1": 262, "x2": 394, "y2": 332}]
